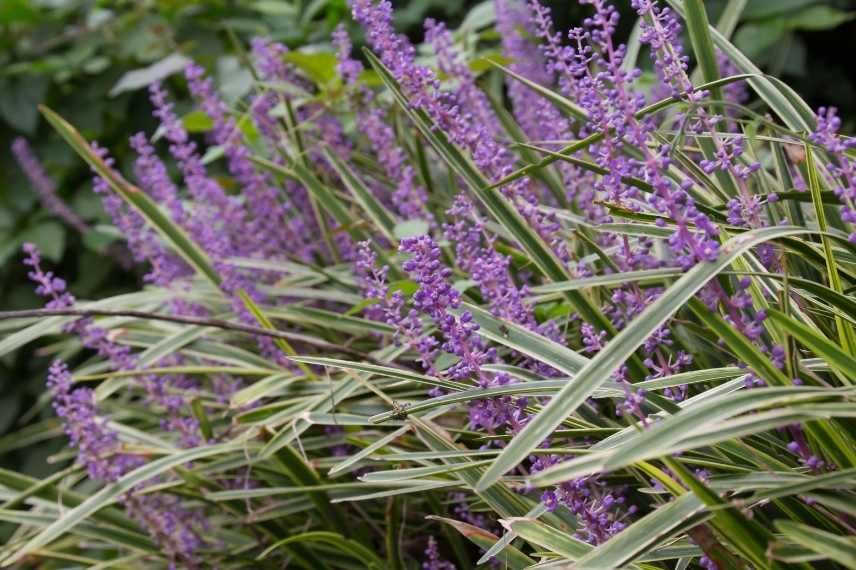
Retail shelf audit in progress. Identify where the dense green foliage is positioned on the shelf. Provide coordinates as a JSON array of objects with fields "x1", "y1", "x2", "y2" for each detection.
[
  {"x1": 0, "y1": 0, "x2": 479, "y2": 478},
  {"x1": 1, "y1": 0, "x2": 856, "y2": 568}
]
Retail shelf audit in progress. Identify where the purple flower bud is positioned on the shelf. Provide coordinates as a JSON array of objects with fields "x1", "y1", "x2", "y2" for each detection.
[{"x1": 423, "y1": 535, "x2": 456, "y2": 570}]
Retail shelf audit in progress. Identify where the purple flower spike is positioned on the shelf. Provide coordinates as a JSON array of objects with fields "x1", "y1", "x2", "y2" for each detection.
[
  {"x1": 335, "y1": 25, "x2": 431, "y2": 221},
  {"x1": 47, "y1": 359, "x2": 205, "y2": 564},
  {"x1": 355, "y1": 242, "x2": 430, "y2": 367},
  {"x1": 185, "y1": 63, "x2": 296, "y2": 260},
  {"x1": 423, "y1": 535, "x2": 455, "y2": 570},
  {"x1": 48, "y1": 359, "x2": 140, "y2": 481},
  {"x1": 425, "y1": 18, "x2": 502, "y2": 138},
  {"x1": 811, "y1": 107, "x2": 856, "y2": 242},
  {"x1": 351, "y1": 0, "x2": 567, "y2": 261},
  {"x1": 498, "y1": 0, "x2": 589, "y2": 210},
  {"x1": 148, "y1": 80, "x2": 246, "y2": 261},
  {"x1": 22, "y1": 243, "x2": 75, "y2": 309},
  {"x1": 12, "y1": 138, "x2": 90, "y2": 235},
  {"x1": 24, "y1": 243, "x2": 203, "y2": 446},
  {"x1": 89, "y1": 141, "x2": 187, "y2": 286},
  {"x1": 400, "y1": 235, "x2": 495, "y2": 380}
]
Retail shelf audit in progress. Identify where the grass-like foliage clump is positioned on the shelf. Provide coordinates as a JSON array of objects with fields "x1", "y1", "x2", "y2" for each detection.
[{"x1": 3, "y1": 0, "x2": 856, "y2": 568}]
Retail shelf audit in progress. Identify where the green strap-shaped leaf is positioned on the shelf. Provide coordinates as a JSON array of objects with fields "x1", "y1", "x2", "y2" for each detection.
[
  {"x1": 666, "y1": 0, "x2": 815, "y2": 131},
  {"x1": 476, "y1": 503, "x2": 547, "y2": 564},
  {"x1": 767, "y1": 309, "x2": 856, "y2": 381},
  {"x1": 229, "y1": 372, "x2": 298, "y2": 408},
  {"x1": 363, "y1": 49, "x2": 620, "y2": 346},
  {"x1": 410, "y1": 417, "x2": 556, "y2": 525},
  {"x1": 291, "y1": 161, "x2": 368, "y2": 243},
  {"x1": 574, "y1": 493, "x2": 706, "y2": 569},
  {"x1": 290, "y1": 355, "x2": 467, "y2": 392},
  {"x1": 267, "y1": 444, "x2": 351, "y2": 539},
  {"x1": 1, "y1": 441, "x2": 247, "y2": 566},
  {"x1": 370, "y1": 380, "x2": 577, "y2": 424},
  {"x1": 624, "y1": 386, "x2": 853, "y2": 462},
  {"x1": 328, "y1": 413, "x2": 438, "y2": 476},
  {"x1": 0, "y1": 316, "x2": 69, "y2": 359},
  {"x1": 427, "y1": 515, "x2": 535, "y2": 570},
  {"x1": 775, "y1": 521, "x2": 856, "y2": 569},
  {"x1": 804, "y1": 145, "x2": 856, "y2": 356},
  {"x1": 687, "y1": 296, "x2": 790, "y2": 387},
  {"x1": 531, "y1": 267, "x2": 683, "y2": 295},
  {"x1": 475, "y1": 225, "x2": 813, "y2": 491},
  {"x1": 329, "y1": 481, "x2": 461, "y2": 503},
  {"x1": 204, "y1": 481, "x2": 440, "y2": 501},
  {"x1": 462, "y1": 303, "x2": 589, "y2": 373},
  {"x1": 40, "y1": 106, "x2": 222, "y2": 288},
  {"x1": 487, "y1": 59, "x2": 588, "y2": 121},
  {"x1": 500, "y1": 517, "x2": 593, "y2": 560},
  {"x1": 323, "y1": 147, "x2": 397, "y2": 242},
  {"x1": 517, "y1": 142, "x2": 656, "y2": 194},
  {"x1": 360, "y1": 460, "x2": 494, "y2": 482},
  {"x1": 689, "y1": 296, "x2": 856, "y2": 468},
  {"x1": 715, "y1": 0, "x2": 747, "y2": 38},
  {"x1": 0, "y1": 509, "x2": 157, "y2": 557},
  {"x1": 0, "y1": 468, "x2": 136, "y2": 533},
  {"x1": 683, "y1": 0, "x2": 722, "y2": 102},
  {"x1": 530, "y1": 387, "x2": 853, "y2": 486},
  {"x1": 258, "y1": 375, "x2": 362, "y2": 457},
  {"x1": 136, "y1": 325, "x2": 213, "y2": 368},
  {"x1": 256, "y1": 530, "x2": 386, "y2": 568},
  {"x1": 663, "y1": 457, "x2": 791, "y2": 570},
  {"x1": 750, "y1": 467, "x2": 856, "y2": 502},
  {"x1": 237, "y1": 290, "x2": 316, "y2": 380},
  {"x1": 271, "y1": 306, "x2": 395, "y2": 335},
  {"x1": 189, "y1": 398, "x2": 213, "y2": 441},
  {"x1": 483, "y1": 74, "x2": 754, "y2": 191}
]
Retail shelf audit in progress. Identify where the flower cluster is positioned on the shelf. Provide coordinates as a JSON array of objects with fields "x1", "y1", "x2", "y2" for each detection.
[
  {"x1": 501, "y1": 0, "x2": 595, "y2": 212},
  {"x1": 9, "y1": 0, "x2": 852, "y2": 567},
  {"x1": 334, "y1": 25, "x2": 432, "y2": 222},
  {"x1": 811, "y1": 107, "x2": 856, "y2": 242},
  {"x1": 354, "y1": 241, "x2": 430, "y2": 368},
  {"x1": 534, "y1": 454, "x2": 633, "y2": 545},
  {"x1": 22, "y1": 243, "x2": 75, "y2": 309},
  {"x1": 186, "y1": 63, "x2": 293, "y2": 260},
  {"x1": 47, "y1": 360, "x2": 140, "y2": 481},
  {"x1": 351, "y1": 0, "x2": 567, "y2": 264},
  {"x1": 400, "y1": 235, "x2": 496, "y2": 381},
  {"x1": 36, "y1": 298, "x2": 204, "y2": 565},
  {"x1": 423, "y1": 535, "x2": 456, "y2": 570}
]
